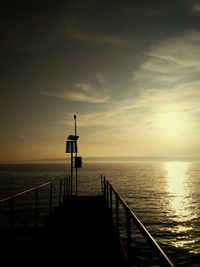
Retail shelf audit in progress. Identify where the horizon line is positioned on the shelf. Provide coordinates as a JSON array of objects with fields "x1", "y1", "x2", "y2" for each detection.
[{"x1": 1, "y1": 155, "x2": 200, "y2": 164}]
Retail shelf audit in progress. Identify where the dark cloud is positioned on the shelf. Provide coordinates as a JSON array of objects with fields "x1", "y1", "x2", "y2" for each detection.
[
  {"x1": 1, "y1": 0, "x2": 199, "y2": 105},
  {"x1": 1, "y1": 0, "x2": 199, "y2": 52}
]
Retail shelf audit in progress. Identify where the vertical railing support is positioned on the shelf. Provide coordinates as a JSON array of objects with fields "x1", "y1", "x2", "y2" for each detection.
[
  {"x1": 126, "y1": 208, "x2": 132, "y2": 265},
  {"x1": 100, "y1": 174, "x2": 103, "y2": 195},
  {"x1": 115, "y1": 194, "x2": 119, "y2": 237},
  {"x1": 103, "y1": 176, "x2": 106, "y2": 197},
  {"x1": 9, "y1": 196, "x2": 14, "y2": 230},
  {"x1": 109, "y1": 185, "x2": 113, "y2": 212},
  {"x1": 59, "y1": 179, "x2": 62, "y2": 204},
  {"x1": 106, "y1": 180, "x2": 109, "y2": 203},
  {"x1": 70, "y1": 174, "x2": 73, "y2": 196},
  {"x1": 9, "y1": 196, "x2": 14, "y2": 245},
  {"x1": 63, "y1": 176, "x2": 66, "y2": 198},
  {"x1": 35, "y1": 187, "x2": 38, "y2": 228},
  {"x1": 67, "y1": 175, "x2": 70, "y2": 196},
  {"x1": 49, "y1": 182, "x2": 53, "y2": 215},
  {"x1": 66, "y1": 175, "x2": 68, "y2": 196}
]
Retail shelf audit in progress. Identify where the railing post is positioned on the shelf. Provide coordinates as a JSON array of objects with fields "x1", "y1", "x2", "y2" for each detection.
[
  {"x1": 9, "y1": 196, "x2": 14, "y2": 245},
  {"x1": 109, "y1": 185, "x2": 112, "y2": 212},
  {"x1": 103, "y1": 176, "x2": 106, "y2": 197},
  {"x1": 59, "y1": 179, "x2": 62, "y2": 204},
  {"x1": 63, "y1": 176, "x2": 66, "y2": 198},
  {"x1": 65, "y1": 174, "x2": 68, "y2": 196},
  {"x1": 100, "y1": 174, "x2": 103, "y2": 195},
  {"x1": 67, "y1": 175, "x2": 69, "y2": 196},
  {"x1": 126, "y1": 208, "x2": 132, "y2": 266},
  {"x1": 9, "y1": 196, "x2": 14, "y2": 230},
  {"x1": 35, "y1": 187, "x2": 38, "y2": 229},
  {"x1": 106, "y1": 180, "x2": 109, "y2": 202},
  {"x1": 115, "y1": 193, "x2": 119, "y2": 237},
  {"x1": 49, "y1": 182, "x2": 53, "y2": 215},
  {"x1": 70, "y1": 174, "x2": 73, "y2": 196}
]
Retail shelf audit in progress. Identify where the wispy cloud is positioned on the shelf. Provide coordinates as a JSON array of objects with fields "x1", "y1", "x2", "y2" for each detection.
[
  {"x1": 131, "y1": 30, "x2": 199, "y2": 94},
  {"x1": 190, "y1": 2, "x2": 200, "y2": 15},
  {"x1": 42, "y1": 77, "x2": 110, "y2": 103},
  {"x1": 59, "y1": 29, "x2": 200, "y2": 128},
  {"x1": 66, "y1": 30, "x2": 200, "y2": 155},
  {"x1": 69, "y1": 31, "x2": 131, "y2": 46}
]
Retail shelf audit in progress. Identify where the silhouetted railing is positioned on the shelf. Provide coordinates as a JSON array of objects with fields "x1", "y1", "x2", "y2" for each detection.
[
  {"x1": 101, "y1": 175, "x2": 175, "y2": 267},
  {"x1": 0, "y1": 174, "x2": 73, "y2": 254},
  {"x1": 1, "y1": 173, "x2": 175, "y2": 266}
]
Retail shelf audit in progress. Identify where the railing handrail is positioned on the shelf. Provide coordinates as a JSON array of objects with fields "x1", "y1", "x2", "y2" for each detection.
[
  {"x1": 128, "y1": 208, "x2": 174, "y2": 267},
  {"x1": 0, "y1": 181, "x2": 52, "y2": 204},
  {"x1": 104, "y1": 177, "x2": 175, "y2": 267}
]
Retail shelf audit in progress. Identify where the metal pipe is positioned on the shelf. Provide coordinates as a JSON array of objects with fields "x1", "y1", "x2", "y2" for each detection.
[
  {"x1": 49, "y1": 182, "x2": 53, "y2": 215},
  {"x1": 105, "y1": 179, "x2": 175, "y2": 267},
  {"x1": 0, "y1": 182, "x2": 51, "y2": 204},
  {"x1": 110, "y1": 185, "x2": 112, "y2": 211},
  {"x1": 9, "y1": 196, "x2": 14, "y2": 231},
  {"x1": 59, "y1": 179, "x2": 62, "y2": 204},
  {"x1": 35, "y1": 188, "x2": 38, "y2": 228},
  {"x1": 126, "y1": 208, "x2": 131, "y2": 264},
  {"x1": 115, "y1": 193, "x2": 119, "y2": 237},
  {"x1": 74, "y1": 114, "x2": 78, "y2": 196}
]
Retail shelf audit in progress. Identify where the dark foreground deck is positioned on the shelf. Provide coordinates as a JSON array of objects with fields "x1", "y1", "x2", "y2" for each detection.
[{"x1": 11, "y1": 195, "x2": 127, "y2": 266}]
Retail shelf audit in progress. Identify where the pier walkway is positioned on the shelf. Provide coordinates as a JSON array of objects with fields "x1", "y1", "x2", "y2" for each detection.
[
  {"x1": 11, "y1": 195, "x2": 128, "y2": 266},
  {"x1": 0, "y1": 176, "x2": 175, "y2": 267}
]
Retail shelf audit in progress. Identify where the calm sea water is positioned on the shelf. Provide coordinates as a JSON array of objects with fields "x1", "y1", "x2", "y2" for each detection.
[{"x1": 0, "y1": 161, "x2": 199, "y2": 266}]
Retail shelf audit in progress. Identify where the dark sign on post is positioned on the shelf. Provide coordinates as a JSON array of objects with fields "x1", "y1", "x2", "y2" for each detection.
[
  {"x1": 74, "y1": 157, "x2": 82, "y2": 168},
  {"x1": 66, "y1": 141, "x2": 78, "y2": 153}
]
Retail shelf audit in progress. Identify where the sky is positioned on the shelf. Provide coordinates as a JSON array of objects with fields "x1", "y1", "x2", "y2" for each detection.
[{"x1": 0, "y1": 0, "x2": 200, "y2": 162}]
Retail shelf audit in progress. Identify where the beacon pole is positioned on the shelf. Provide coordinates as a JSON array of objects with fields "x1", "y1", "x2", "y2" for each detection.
[
  {"x1": 66, "y1": 115, "x2": 81, "y2": 197},
  {"x1": 74, "y1": 115, "x2": 78, "y2": 196},
  {"x1": 71, "y1": 149, "x2": 73, "y2": 196}
]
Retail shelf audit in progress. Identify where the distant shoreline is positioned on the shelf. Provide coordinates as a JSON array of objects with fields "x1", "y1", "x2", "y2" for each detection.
[{"x1": 1, "y1": 156, "x2": 200, "y2": 164}]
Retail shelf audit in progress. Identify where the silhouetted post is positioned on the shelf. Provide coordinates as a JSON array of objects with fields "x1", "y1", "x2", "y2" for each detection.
[
  {"x1": 66, "y1": 115, "x2": 82, "y2": 196},
  {"x1": 126, "y1": 208, "x2": 132, "y2": 265},
  {"x1": 9, "y1": 196, "x2": 14, "y2": 246},
  {"x1": 115, "y1": 194, "x2": 119, "y2": 237},
  {"x1": 74, "y1": 115, "x2": 78, "y2": 196},
  {"x1": 71, "y1": 151, "x2": 73, "y2": 195},
  {"x1": 109, "y1": 185, "x2": 113, "y2": 211},
  {"x1": 35, "y1": 188, "x2": 38, "y2": 229},
  {"x1": 103, "y1": 176, "x2": 106, "y2": 197},
  {"x1": 49, "y1": 182, "x2": 53, "y2": 215},
  {"x1": 59, "y1": 179, "x2": 62, "y2": 204},
  {"x1": 100, "y1": 174, "x2": 103, "y2": 195}
]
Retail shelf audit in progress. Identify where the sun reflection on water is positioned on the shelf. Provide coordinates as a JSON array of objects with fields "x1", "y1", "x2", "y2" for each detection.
[
  {"x1": 164, "y1": 161, "x2": 198, "y2": 231},
  {"x1": 165, "y1": 161, "x2": 191, "y2": 220}
]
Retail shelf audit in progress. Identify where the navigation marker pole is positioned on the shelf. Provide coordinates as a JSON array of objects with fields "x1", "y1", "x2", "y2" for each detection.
[{"x1": 74, "y1": 115, "x2": 78, "y2": 196}]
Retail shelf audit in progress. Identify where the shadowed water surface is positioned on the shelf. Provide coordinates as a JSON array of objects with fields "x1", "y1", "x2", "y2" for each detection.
[{"x1": 0, "y1": 161, "x2": 199, "y2": 266}]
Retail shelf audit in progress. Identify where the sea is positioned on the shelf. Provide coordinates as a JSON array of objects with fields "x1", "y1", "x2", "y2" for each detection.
[{"x1": 0, "y1": 160, "x2": 199, "y2": 266}]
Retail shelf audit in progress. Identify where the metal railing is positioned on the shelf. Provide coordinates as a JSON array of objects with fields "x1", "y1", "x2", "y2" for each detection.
[
  {"x1": 0, "y1": 174, "x2": 73, "y2": 253},
  {"x1": 101, "y1": 175, "x2": 175, "y2": 267}
]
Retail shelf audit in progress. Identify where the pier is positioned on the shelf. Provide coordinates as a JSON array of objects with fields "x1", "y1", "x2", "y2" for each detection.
[
  {"x1": 0, "y1": 175, "x2": 175, "y2": 267},
  {"x1": 25, "y1": 195, "x2": 127, "y2": 266}
]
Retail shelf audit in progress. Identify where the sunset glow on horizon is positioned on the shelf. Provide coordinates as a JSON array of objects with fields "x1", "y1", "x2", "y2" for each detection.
[{"x1": 1, "y1": 1, "x2": 200, "y2": 162}]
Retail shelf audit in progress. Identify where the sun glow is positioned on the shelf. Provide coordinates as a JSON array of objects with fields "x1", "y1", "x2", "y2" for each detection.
[
  {"x1": 165, "y1": 161, "x2": 194, "y2": 221},
  {"x1": 164, "y1": 161, "x2": 199, "y2": 250},
  {"x1": 158, "y1": 112, "x2": 189, "y2": 138}
]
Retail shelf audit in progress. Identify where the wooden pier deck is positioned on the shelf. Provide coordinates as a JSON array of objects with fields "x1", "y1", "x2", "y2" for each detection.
[{"x1": 12, "y1": 195, "x2": 128, "y2": 266}]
